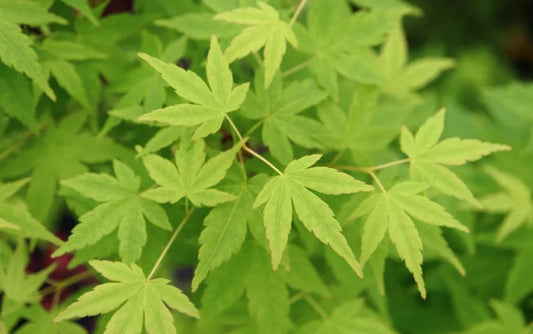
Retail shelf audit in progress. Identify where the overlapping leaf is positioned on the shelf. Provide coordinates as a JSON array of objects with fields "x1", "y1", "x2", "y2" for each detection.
[
  {"x1": 254, "y1": 154, "x2": 373, "y2": 274},
  {"x1": 142, "y1": 140, "x2": 240, "y2": 207},
  {"x1": 401, "y1": 109, "x2": 510, "y2": 207},
  {"x1": 480, "y1": 167, "x2": 532, "y2": 241},
  {"x1": 0, "y1": 242, "x2": 55, "y2": 305},
  {"x1": 0, "y1": 178, "x2": 61, "y2": 244},
  {"x1": 0, "y1": 19, "x2": 55, "y2": 100},
  {"x1": 138, "y1": 36, "x2": 249, "y2": 139},
  {"x1": 192, "y1": 168, "x2": 267, "y2": 291},
  {"x1": 298, "y1": 299, "x2": 397, "y2": 334},
  {"x1": 214, "y1": 2, "x2": 297, "y2": 87},
  {"x1": 0, "y1": 113, "x2": 122, "y2": 221},
  {"x1": 350, "y1": 181, "x2": 469, "y2": 298},
  {"x1": 241, "y1": 73, "x2": 327, "y2": 164},
  {"x1": 54, "y1": 261, "x2": 200, "y2": 334},
  {"x1": 295, "y1": 0, "x2": 404, "y2": 97},
  {"x1": 54, "y1": 160, "x2": 171, "y2": 263}
]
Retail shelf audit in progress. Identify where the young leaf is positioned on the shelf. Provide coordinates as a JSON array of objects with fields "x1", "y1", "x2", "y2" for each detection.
[
  {"x1": 254, "y1": 155, "x2": 372, "y2": 275},
  {"x1": 54, "y1": 260, "x2": 200, "y2": 334},
  {"x1": 138, "y1": 36, "x2": 249, "y2": 138},
  {"x1": 53, "y1": 161, "x2": 171, "y2": 263},
  {"x1": 214, "y1": 2, "x2": 297, "y2": 87},
  {"x1": 400, "y1": 109, "x2": 510, "y2": 207},
  {"x1": 351, "y1": 181, "x2": 470, "y2": 298},
  {"x1": 142, "y1": 140, "x2": 240, "y2": 207},
  {"x1": 480, "y1": 167, "x2": 532, "y2": 241},
  {"x1": 192, "y1": 171, "x2": 267, "y2": 291}
]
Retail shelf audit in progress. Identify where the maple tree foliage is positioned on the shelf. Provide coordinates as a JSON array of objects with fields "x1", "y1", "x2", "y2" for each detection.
[{"x1": 0, "y1": 0, "x2": 531, "y2": 333}]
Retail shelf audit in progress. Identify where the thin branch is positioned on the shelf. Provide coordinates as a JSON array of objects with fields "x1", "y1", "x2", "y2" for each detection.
[
  {"x1": 244, "y1": 118, "x2": 266, "y2": 138},
  {"x1": 282, "y1": 57, "x2": 315, "y2": 77},
  {"x1": 224, "y1": 114, "x2": 283, "y2": 176},
  {"x1": 304, "y1": 295, "x2": 329, "y2": 321},
  {"x1": 369, "y1": 171, "x2": 387, "y2": 194},
  {"x1": 289, "y1": 0, "x2": 309, "y2": 27},
  {"x1": 147, "y1": 208, "x2": 195, "y2": 281}
]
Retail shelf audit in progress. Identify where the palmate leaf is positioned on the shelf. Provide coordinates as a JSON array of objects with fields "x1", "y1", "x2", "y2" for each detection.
[
  {"x1": 54, "y1": 261, "x2": 200, "y2": 334},
  {"x1": 480, "y1": 167, "x2": 532, "y2": 242},
  {"x1": 0, "y1": 178, "x2": 61, "y2": 244},
  {"x1": 214, "y1": 2, "x2": 297, "y2": 87},
  {"x1": 0, "y1": 242, "x2": 55, "y2": 305},
  {"x1": 138, "y1": 36, "x2": 249, "y2": 139},
  {"x1": 295, "y1": 0, "x2": 401, "y2": 95},
  {"x1": 14, "y1": 304, "x2": 86, "y2": 334},
  {"x1": 192, "y1": 168, "x2": 267, "y2": 291},
  {"x1": 53, "y1": 161, "x2": 171, "y2": 263},
  {"x1": 254, "y1": 154, "x2": 373, "y2": 275},
  {"x1": 464, "y1": 300, "x2": 530, "y2": 334},
  {"x1": 401, "y1": 109, "x2": 510, "y2": 207},
  {"x1": 0, "y1": 112, "x2": 122, "y2": 221},
  {"x1": 350, "y1": 181, "x2": 469, "y2": 298},
  {"x1": 142, "y1": 140, "x2": 240, "y2": 207},
  {"x1": 241, "y1": 72, "x2": 328, "y2": 164}
]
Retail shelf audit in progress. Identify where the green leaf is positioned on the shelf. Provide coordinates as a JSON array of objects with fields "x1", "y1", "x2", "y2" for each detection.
[
  {"x1": 352, "y1": 181, "x2": 470, "y2": 298},
  {"x1": 300, "y1": 299, "x2": 397, "y2": 334},
  {"x1": 255, "y1": 155, "x2": 372, "y2": 275},
  {"x1": 481, "y1": 167, "x2": 532, "y2": 241},
  {"x1": 0, "y1": 63, "x2": 37, "y2": 130},
  {"x1": 0, "y1": 242, "x2": 55, "y2": 305},
  {"x1": 0, "y1": 112, "x2": 121, "y2": 221},
  {"x1": 155, "y1": 13, "x2": 241, "y2": 40},
  {"x1": 138, "y1": 36, "x2": 249, "y2": 138},
  {"x1": 60, "y1": 0, "x2": 99, "y2": 26},
  {"x1": 241, "y1": 74, "x2": 328, "y2": 163},
  {"x1": 379, "y1": 26, "x2": 454, "y2": 99},
  {"x1": 54, "y1": 261, "x2": 199, "y2": 334},
  {"x1": 142, "y1": 140, "x2": 239, "y2": 207},
  {"x1": 0, "y1": 19, "x2": 55, "y2": 100},
  {"x1": 192, "y1": 173, "x2": 265, "y2": 291},
  {"x1": 245, "y1": 246, "x2": 292, "y2": 333},
  {"x1": 0, "y1": 178, "x2": 61, "y2": 244},
  {"x1": 54, "y1": 160, "x2": 170, "y2": 263},
  {"x1": 401, "y1": 109, "x2": 510, "y2": 207},
  {"x1": 0, "y1": 1, "x2": 67, "y2": 26},
  {"x1": 214, "y1": 2, "x2": 297, "y2": 87}
]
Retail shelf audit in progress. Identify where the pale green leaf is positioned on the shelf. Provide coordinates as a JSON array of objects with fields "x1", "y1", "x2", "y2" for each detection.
[
  {"x1": 422, "y1": 138, "x2": 511, "y2": 166},
  {"x1": 206, "y1": 36, "x2": 232, "y2": 108},
  {"x1": 152, "y1": 282, "x2": 200, "y2": 318},
  {"x1": 288, "y1": 181, "x2": 363, "y2": 277},
  {"x1": 360, "y1": 197, "x2": 388, "y2": 265},
  {"x1": 414, "y1": 108, "x2": 445, "y2": 153},
  {"x1": 144, "y1": 285, "x2": 175, "y2": 334},
  {"x1": 138, "y1": 104, "x2": 221, "y2": 126},
  {"x1": 262, "y1": 177, "x2": 292, "y2": 270},
  {"x1": 138, "y1": 53, "x2": 217, "y2": 109},
  {"x1": 387, "y1": 200, "x2": 426, "y2": 298}
]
